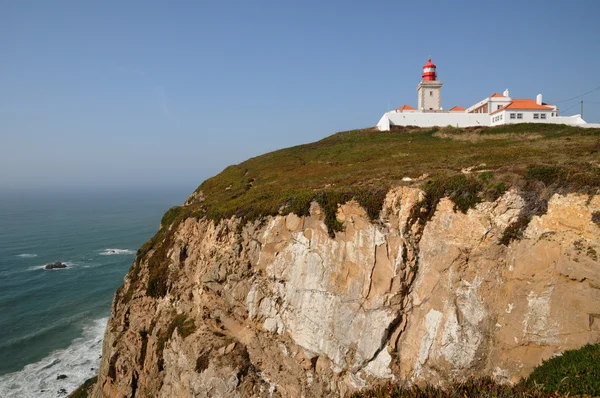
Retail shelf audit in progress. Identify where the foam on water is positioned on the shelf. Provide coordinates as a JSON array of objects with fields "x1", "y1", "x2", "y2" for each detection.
[
  {"x1": 99, "y1": 248, "x2": 135, "y2": 256},
  {"x1": 0, "y1": 318, "x2": 107, "y2": 398},
  {"x1": 16, "y1": 254, "x2": 38, "y2": 258}
]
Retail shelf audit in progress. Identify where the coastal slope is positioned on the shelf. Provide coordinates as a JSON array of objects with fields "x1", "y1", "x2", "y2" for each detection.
[{"x1": 90, "y1": 125, "x2": 600, "y2": 397}]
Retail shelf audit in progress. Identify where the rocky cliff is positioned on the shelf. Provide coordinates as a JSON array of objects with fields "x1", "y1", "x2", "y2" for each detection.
[{"x1": 91, "y1": 185, "x2": 600, "y2": 397}]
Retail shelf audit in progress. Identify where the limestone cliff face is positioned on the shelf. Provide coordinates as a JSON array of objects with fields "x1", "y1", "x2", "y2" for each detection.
[{"x1": 92, "y1": 187, "x2": 600, "y2": 397}]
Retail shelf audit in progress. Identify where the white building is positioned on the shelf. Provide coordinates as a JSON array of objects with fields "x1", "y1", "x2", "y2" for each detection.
[
  {"x1": 489, "y1": 95, "x2": 555, "y2": 126},
  {"x1": 376, "y1": 58, "x2": 598, "y2": 131}
]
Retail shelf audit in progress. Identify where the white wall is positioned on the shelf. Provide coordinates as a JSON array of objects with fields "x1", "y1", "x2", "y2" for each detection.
[
  {"x1": 377, "y1": 111, "x2": 490, "y2": 130},
  {"x1": 376, "y1": 114, "x2": 391, "y2": 131},
  {"x1": 490, "y1": 110, "x2": 507, "y2": 126},
  {"x1": 543, "y1": 115, "x2": 587, "y2": 125},
  {"x1": 494, "y1": 113, "x2": 593, "y2": 127},
  {"x1": 489, "y1": 97, "x2": 511, "y2": 113},
  {"x1": 500, "y1": 109, "x2": 552, "y2": 124},
  {"x1": 376, "y1": 112, "x2": 597, "y2": 132}
]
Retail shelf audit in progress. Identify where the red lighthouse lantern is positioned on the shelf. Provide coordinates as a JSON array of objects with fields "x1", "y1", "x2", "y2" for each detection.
[{"x1": 422, "y1": 57, "x2": 437, "y2": 81}]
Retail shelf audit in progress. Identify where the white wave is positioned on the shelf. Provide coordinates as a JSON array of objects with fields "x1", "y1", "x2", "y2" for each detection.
[
  {"x1": 98, "y1": 248, "x2": 135, "y2": 256},
  {"x1": 0, "y1": 318, "x2": 107, "y2": 398},
  {"x1": 16, "y1": 254, "x2": 38, "y2": 258}
]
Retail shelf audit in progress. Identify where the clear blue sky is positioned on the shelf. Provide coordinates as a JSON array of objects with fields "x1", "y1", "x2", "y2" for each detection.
[{"x1": 2, "y1": 0, "x2": 599, "y2": 191}]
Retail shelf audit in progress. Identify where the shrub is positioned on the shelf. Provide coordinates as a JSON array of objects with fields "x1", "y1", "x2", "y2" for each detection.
[
  {"x1": 68, "y1": 376, "x2": 98, "y2": 398},
  {"x1": 161, "y1": 206, "x2": 183, "y2": 228},
  {"x1": 410, "y1": 174, "x2": 484, "y2": 227},
  {"x1": 592, "y1": 211, "x2": 600, "y2": 226},
  {"x1": 312, "y1": 189, "x2": 387, "y2": 237},
  {"x1": 195, "y1": 352, "x2": 210, "y2": 373},
  {"x1": 499, "y1": 216, "x2": 531, "y2": 246},
  {"x1": 478, "y1": 171, "x2": 495, "y2": 183},
  {"x1": 520, "y1": 343, "x2": 600, "y2": 396},
  {"x1": 525, "y1": 166, "x2": 564, "y2": 186}
]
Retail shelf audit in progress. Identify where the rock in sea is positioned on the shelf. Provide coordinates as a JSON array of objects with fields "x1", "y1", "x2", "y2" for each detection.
[{"x1": 45, "y1": 261, "x2": 67, "y2": 270}]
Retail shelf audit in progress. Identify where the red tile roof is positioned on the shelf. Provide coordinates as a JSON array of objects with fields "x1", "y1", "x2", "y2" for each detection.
[
  {"x1": 491, "y1": 93, "x2": 507, "y2": 98},
  {"x1": 490, "y1": 99, "x2": 554, "y2": 115},
  {"x1": 449, "y1": 106, "x2": 466, "y2": 111},
  {"x1": 396, "y1": 104, "x2": 416, "y2": 111}
]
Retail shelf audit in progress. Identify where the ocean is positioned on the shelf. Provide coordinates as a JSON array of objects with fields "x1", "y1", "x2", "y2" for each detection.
[{"x1": 0, "y1": 186, "x2": 191, "y2": 397}]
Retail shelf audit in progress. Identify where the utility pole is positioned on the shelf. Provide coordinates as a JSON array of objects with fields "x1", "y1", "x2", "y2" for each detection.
[{"x1": 581, "y1": 100, "x2": 584, "y2": 118}]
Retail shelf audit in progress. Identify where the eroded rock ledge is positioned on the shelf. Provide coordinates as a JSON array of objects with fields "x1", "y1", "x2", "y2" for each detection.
[{"x1": 92, "y1": 187, "x2": 600, "y2": 397}]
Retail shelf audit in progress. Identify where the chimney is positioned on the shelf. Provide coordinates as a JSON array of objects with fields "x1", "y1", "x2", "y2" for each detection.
[
  {"x1": 536, "y1": 94, "x2": 542, "y2": 105},
  {"x1": 503, "y1": 89, "x2": 509, "y2": 97}
]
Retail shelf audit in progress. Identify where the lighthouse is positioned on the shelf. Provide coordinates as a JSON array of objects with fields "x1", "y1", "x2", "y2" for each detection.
[{"x1": 417, "y1": 57, "x2": 443, "y2": 111}]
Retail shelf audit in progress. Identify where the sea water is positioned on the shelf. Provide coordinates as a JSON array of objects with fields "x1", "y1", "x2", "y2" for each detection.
[{"x1": 0, "y1": 186, "x2": 190, "y2": 397}]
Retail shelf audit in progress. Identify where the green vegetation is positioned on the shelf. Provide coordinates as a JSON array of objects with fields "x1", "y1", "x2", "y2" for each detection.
[
  {"x1": 177, "y1": 123, "x2": 599, "y2": 235},
  {"x1": 351, "y1": 344, "x2": 600, "y2": 397},
  {"x1": 592, "y1": 211, "x2": 600, "y2": 226},
  {"x1": 157, "y1": 314, "x2": 197, "y2": 352},
  {"x1": 311, "y1": 189, "x2": 388, "y2": 236},
  {"x1": 350, "y1": 377, "x2": 560, "y2": 397},
  {"x1": 156, "y1": 313, "x2": 197, "y2": 370},
  {"x1": 195, "y1": 352, "x2": 210, "y2": 373},
  {"x1": 521, "y1": 343, "x2": 600, "y2": 396},
  {"x1": 499, "y1": 216, "x2": 531, "y2": 246},
  {"x1": 587, "y1": 246, "x2": 598, "y2": 261},
  {"x1": 408, "y1": 174, "x2": 486, "y2": 227}
]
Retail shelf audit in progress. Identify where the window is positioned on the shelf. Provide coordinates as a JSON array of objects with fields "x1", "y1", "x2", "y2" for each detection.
[
  {"x1": 510, "y1": 113, "x2": 516, "y2": 119},
  {"x1": 541, "y1": 113, "x2": 547, "y2": 119},
  {"x1": 517, "y1": 113, "x2": 523, "y2": 119},
  {"x1": 533, "y1": 113, "x2": 539, "y2": 119},
  {"x1": 429, "y1": 91, "x2": 433, "y2": 96},
  {"x1": 497, "y1": 105, "x2": 502, "y2": 110}
]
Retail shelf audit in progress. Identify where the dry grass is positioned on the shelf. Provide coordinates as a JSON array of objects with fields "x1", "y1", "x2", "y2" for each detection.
[{"x1": 433, "y1": 130, "x2": 543, "y2": 141}]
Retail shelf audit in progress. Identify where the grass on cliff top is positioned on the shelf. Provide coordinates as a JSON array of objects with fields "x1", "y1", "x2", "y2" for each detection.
[{"x1": 180, "y1": 123, "x2": 599, "y2": 227}]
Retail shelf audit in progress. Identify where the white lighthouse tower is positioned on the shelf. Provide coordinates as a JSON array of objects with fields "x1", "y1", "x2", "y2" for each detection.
[{"x1": 417, "y1": 57, "x2": 443, "y2": 111}]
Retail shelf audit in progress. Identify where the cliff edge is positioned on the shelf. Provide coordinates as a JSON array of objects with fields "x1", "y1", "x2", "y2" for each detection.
[{"x1": 90, "y1": 125, "x2": 600, "y2": 397}]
